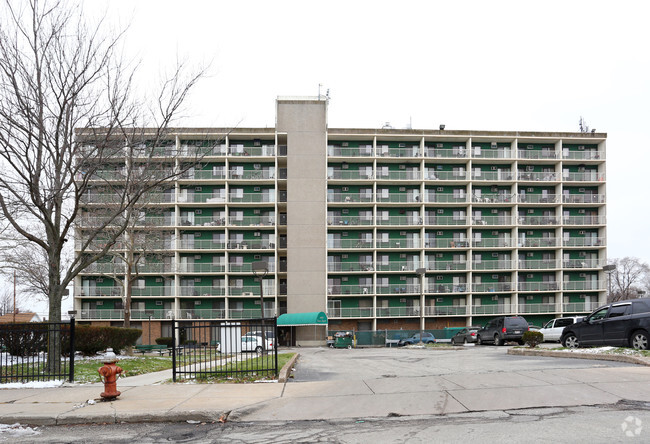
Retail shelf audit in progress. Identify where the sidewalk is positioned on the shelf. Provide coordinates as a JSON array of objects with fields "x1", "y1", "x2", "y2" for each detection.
[{"x1": 2, "y1": 349, "x2": 650, "y2": 426}]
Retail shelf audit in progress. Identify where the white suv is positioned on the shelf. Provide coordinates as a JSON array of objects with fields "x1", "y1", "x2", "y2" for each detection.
[{"x1": 539, "y1": 316, "x2": 583, "y2": 342}]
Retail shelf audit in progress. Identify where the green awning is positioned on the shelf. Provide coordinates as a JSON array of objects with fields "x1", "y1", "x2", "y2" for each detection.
[{"x1": 277, "y1": 312, "x2": 328, "y2": 326}]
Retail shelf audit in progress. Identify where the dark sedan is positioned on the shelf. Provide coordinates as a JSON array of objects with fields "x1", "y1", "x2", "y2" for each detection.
[
  {"x1": 450, "y1": 327, "x2": 480, "y2": 345},
  {"x1": 398, "y1": 332, "x2": 437, "y2": 346},
  {"x1": 561, "y1": 298, "x2": 650, "y2": 349}
]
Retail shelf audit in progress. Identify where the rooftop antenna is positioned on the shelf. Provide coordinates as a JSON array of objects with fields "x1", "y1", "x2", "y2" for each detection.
[{"x1": 579, "y1": 116, "x2": 590, "y2": 133}]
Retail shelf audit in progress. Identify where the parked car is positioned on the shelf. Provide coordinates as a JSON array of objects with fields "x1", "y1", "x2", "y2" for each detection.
[
  {"x1": 539, "y1": 317, "x2": 583, "y2": 342},
  {"x1": 476, "y1": 316, "x2": 529, "y2": 346},
  {"x1": 561, "y1": 298, "x2": 650, "y2": 350},
  {"x1": 398, "y1": 332, "x2": 436, "y2": 346},
  {"x1": 241, "y1": 335, "x2": 273, "y2": 353},
  {"x1": 450, "y1": 327, "x2": 480, "y2": 344}
]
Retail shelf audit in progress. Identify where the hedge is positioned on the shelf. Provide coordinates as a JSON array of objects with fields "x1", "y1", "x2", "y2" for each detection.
[
  {"x1": 72, "y1": 326, "x2": 142, "y2": 356},
  {"x1": 155, "y1": 337, "x2": 173, "y2": 347},
  {"x1": 522, "y1": 331, "x2": 544, "y2": 348}
]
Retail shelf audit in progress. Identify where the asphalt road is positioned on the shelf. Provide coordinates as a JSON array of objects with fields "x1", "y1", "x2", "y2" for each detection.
[
  {"x1": 8, "y1": 402, "x2": 650, "y2": 443},
  {"x1": 290, "y1": 344, "x2": 635, "y2": 382}
]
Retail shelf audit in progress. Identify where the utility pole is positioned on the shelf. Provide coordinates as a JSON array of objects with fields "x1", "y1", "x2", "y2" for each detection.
[{"x1": 13, "y1": 269, "x2": 16, "y2": 323}]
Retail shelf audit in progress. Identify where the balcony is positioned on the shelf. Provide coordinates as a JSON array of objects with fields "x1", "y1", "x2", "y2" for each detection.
[
  {"x1": 423, "y1": 147, "x2": 468, "y2": 158},
  {"x1": 563, "y1": 302, "x2": 600, "y2": 312},
  {"x1": 563, "y1": 172, "x2": 604, "y2": 182},
  {"x1": 179, "y1": 144, "x2": 227, "y2": 156},
  {"x1": 519, "y1": 260, "x2": 560, "y2": 270},
  {"x1": 517, "y1": 216, "x2": 559, "y2": 226},
  {"x1": 376, "y1": 262, "x2": 419, "y2": 272},
  {"x1": 563, "y1": 237, "x2": 604, "y2": 247},
  {"x1": 327, "y1": 193, "x2": 373, "y2": 203},
  {"x1": 424, "y1": 239, "x2": 469, "y2": 248},
  {"x1": 563, "y1": 281, "x2": 604, "y2": 291},
  {"x1": 472, "y1": 260, "x2": 512, "y2": 270},
  {"x1": 517, "y1": 282, "x2": 559, "y2": 292},
  {"x1": 328, "y1": 170, "x2": 374, "y2": 180},
  {"x1": 376, "y1": 171, "x2": 421, "y2": 181},
  {"x1": 375, "y1": 307, "x2": 422, "y2": 317},
  {"x1": 472, "y1": 148, "x2": 512, "y2": 159},
  {"x1": 180, "y1": 170, "x2": 226, "y2": 180},
  {"x1": 328, "y1": 239, "x2": 374, "y2": 249},
  {"x1": 377, "y1": 215, "x2": 422, "y2": 226},
  {"x1": 517, "y1": 238, "x2": 558, "y2": 247},
  {"x1": 423, "y1": 194, "x2": 469, "y2": 203},
  {"x1": 179, "y1": 286, "x2": 226, "y2": 297},
  {"x1": 327, "y1": 146, "x2": 373, "y2": 157},
  {"x1": 517, "y1": 194, "x2": 559, "y2": 204},
  {"x1": 228, "y1": 192, "x2": 275, "y2": 203},
  {"x1": 377, "y1": 193, "x2": 422, "y2": 203},
  {"x1": 178, "y1": 192, "x2": 226, "y2": 203},
  {"x1": 472, "y1": 304, "x2": 514, "y2": 315},
  {"x1": 178, "y1": 263, "x2": 225, "y2": 273},
  {"x1": 517, "y1": 150, "x2": 558, "y2": 160},
  {"x1": 228, "y1": 308, "x2": 276, "y2": 319},
  {"x1": 424, "y1": 216, "x2": 469, "y2": 226},
  {"x1": 227, "y1": 240, "x2": 275, "y2": 250},
  {"x1": 423, "y1": 171, "x2": 469, "y2": 180},
  {"x1": 376, "y1": 146, "x2": 421, "y2": 158},
  {"x1": 471, "y1": 283, "x2": 513, "y2": 292},
  {"x1": 76, "y1": 286, "x2": 123, "y2": 297},
  {"x1": 562, "y1": 194, "x2": 605, "y2": 204},
  {"x1": 425, "y1": 305, "x2": 468, "y2": 316},
  {"x1": 178, "y1": 309, "x2": 226, "y2": 320},
  {"x1": 228, "y1": 262, "x2": 276, "y2": 273},
  {"x1": 562, "y1": 151, "x2": 603, "y2": 160},
  {"x1": 327, "y1": 216, "x2": 374, "y2": 226},
  {"x1": 563, "y1": 216, "x2": 606, "y2": 225},
  {"x1": 179, "y1": 240, "x2": 226, "y2": 250},
  {"x1": 517, "y1": 303, "x2": 557, "y2": 313},
  {"x1": 427, "y1": 284, "x2": 468, "y2": 294},
  {"x1": 471, "y1": 194, "x2": 514, "y2": 203},
  {"x1": 328, "y1": 262, "x2": 374, "y2": 272},
  {"x1": 328, "y1": 307, "x2": 374, "y2": 318},
  {"x1": 376, "y1": 284, "x2": 420, "y2": 295},
  {"x1": 425, "y1": 261, "x2": 468, "y2": 271},
  {"x1": 517, "y1": 172, "x2": 558, "y2": 181},
  {"x1": 472, "y1": 239, "x2": 513, "y2": 248},
  {"x1": 180, "y1": 215, "x2": 226, "y2": 227},
  {"x1": 131, "y1": 286, "x2": 175, "y2": 297},
  {"x1": 472, "y1": 216, "x2": 514, "y2": 226},
  {"x1": 228, "y1": 169, "x2": 275, "y2": 180},
  {"x1": 228, "y1": 285, "x2": 276, "y2": 296},
  {"x1": 328, "y1": 285, "x2": 372, "y2": 296},
  {"x1": 470, "y1": 171, "x2": 514, "y2": 181},
  {"x1": 227, "y1": 216, "x2": 275, "y2": 226},
  {"x1": 563, "y1": 259, "x2": 603, "y2": 269},
  {"x1": 375, "y1": 239, "x2": 421, "y2": 249}
]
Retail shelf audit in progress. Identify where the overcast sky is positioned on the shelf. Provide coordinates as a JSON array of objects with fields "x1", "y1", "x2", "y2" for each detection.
[{"x1": 18, "y1": 0, "x2": 650, "y2": 316}]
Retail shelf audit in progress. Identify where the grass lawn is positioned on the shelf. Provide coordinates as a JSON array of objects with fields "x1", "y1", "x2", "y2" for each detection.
[{"x1": 175, "y1": 352, "x2": 296, "y2": 383}]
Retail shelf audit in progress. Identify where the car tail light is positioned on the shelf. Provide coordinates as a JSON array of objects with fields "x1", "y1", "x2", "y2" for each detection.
[
  {"x1": 502, "y1": 327, "x2": 506, "y2": 333},
  {"x1": 470, "y1": 332, "x2": 476, "y2": 336}
]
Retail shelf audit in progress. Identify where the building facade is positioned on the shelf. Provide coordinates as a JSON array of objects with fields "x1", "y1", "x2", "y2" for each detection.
[{"x1": 74, "y1": 97, "x2": 607, "y2": 344}]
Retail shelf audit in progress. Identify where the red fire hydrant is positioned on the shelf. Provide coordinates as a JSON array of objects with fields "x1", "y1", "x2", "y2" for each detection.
[{"x1": 98, "y1": 348, "x2": 123, "y2": 400}]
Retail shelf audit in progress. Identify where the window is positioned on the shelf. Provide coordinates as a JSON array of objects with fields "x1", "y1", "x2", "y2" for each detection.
[{"x1": 608, "y1": 304, "x2": 631, "y2": 318}]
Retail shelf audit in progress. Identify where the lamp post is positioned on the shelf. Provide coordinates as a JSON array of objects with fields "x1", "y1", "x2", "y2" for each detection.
[
  {"x1": 416, "y1": 267, "x2": 427, "y2": 345},
  {"x1": 148, "y1": 315, "x2": 152, "y2": 345},
  {"x1": 252, "y1": 261, "x2": 269, "y2": 352},
  {"x1": 603, "y1": 264, "x2": 616, "y2": 303}
]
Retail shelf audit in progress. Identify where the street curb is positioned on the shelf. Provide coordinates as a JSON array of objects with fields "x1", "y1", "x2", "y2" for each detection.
[
  {"x1": 508, "y1": 348, "x2": 650, "y2": 366},
  {"x1": 278, "y1": 353, "x2": 300, "y2": 383}
]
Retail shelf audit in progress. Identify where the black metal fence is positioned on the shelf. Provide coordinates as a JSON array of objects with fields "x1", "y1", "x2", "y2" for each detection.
[
  {"x1": 0, "y1": 320, "x2": 76, "y2": 383},
  {"x1": 172, "y1": 318, "x2": 277, "y2": 382}
]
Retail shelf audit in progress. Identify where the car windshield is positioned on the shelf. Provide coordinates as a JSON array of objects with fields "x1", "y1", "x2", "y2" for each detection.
[{"x1": 542, "y1": 320, "x2": 553, "y2": 328}]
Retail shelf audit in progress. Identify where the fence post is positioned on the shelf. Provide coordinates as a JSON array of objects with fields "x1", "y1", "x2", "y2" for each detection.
[
  {"x1": 69, "y1": 318, "x2": 76, "y2": 383},
  {"x1": 274, "y1": 318, "x2": 278, "y2": 376},
  {"x1": 171, "y1": 318, "x2": 176, "y2": 382}
]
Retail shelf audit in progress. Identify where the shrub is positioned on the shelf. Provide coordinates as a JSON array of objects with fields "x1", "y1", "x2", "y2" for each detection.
[
  {"x1": 0, "y1": 323, "x2": 69, "y2": 356},
  {"x1": 72, "y1": 326, "x2": 142, "y2": 356},
  {"x1": 522, "y1": 331, "x2": 544, "y2": 348},
  {"x1": 155, "y1": 337, "x2": 173, "y2": 347}
]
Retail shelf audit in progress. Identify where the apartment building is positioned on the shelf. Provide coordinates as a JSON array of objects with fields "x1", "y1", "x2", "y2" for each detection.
[{"x1": 74, "y1": 97, "x2": 607, "y2": 345}]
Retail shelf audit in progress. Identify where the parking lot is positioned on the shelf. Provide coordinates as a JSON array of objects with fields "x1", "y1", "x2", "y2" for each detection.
[{"x1": 291, "y1": 344, "x2": 639, "y2": 382}]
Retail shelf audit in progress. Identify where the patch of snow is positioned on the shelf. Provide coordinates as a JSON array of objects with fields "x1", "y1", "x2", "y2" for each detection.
[
  {"x1": 0, "y1": 380, "x2": 64, "y2": 389},
  {"x1": 254, "y1": 379, "x2": 278, "y2": 383},
  {"x1": 0, "y1": 423, "x2": 41, "y2": 438}
]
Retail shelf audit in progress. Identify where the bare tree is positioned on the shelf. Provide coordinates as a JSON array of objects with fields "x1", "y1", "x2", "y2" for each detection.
[
  {"x1": 0, "y1": 0, "x2": 204, "y2": 369},
  {"x1": 607, "y1": 257, "x2": 650, "y2": 302},
  {"x1": 0, "y1": 288, "x2": 18, "y2": 316}
]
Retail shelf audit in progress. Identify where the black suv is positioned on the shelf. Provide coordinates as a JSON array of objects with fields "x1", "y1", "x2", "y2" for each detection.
[
  {"x1": 477, "y1": 316, "x2": 529, "y2": 346},
  {"x1": 561, "y1": 298, "x2": 650, "y2": 350}
]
